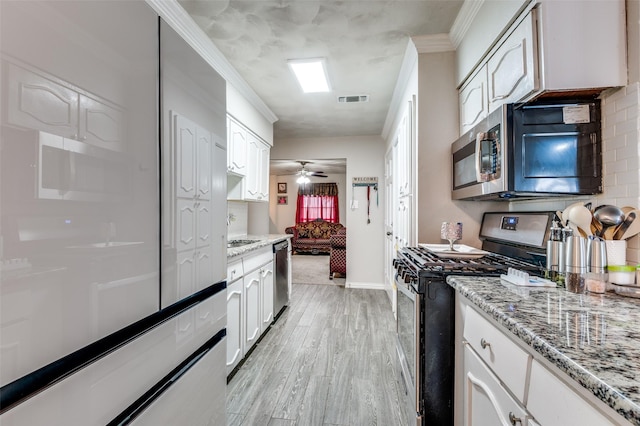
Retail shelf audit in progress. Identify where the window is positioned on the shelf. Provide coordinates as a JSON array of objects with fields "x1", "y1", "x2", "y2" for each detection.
[{"x1": 295, "y1": 183, "x2": 339, "y2": 223}]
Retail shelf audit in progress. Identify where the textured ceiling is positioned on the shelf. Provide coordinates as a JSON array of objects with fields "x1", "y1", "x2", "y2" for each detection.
[{"x1": 179, "y1": 0, "x2": 464, "y2": 140}]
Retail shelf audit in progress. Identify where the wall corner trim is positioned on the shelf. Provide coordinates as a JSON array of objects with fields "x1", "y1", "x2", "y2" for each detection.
[
  {"x1": 411, "y1": 34, "x2": 455, "y2": 54},
  {"x1": 381, "y1": 40, "x2": 418, "y2": 140},
  {"x1": 449, "y1": 0, "x2": 484, "y2": 49}
]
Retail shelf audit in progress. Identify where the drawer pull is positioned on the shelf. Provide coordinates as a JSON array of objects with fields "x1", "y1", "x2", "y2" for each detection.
[
  {"x1": 480, "y1": 338, "x2": 491, "y2": 349},
  {"x1": 509, "y1": 412, "x2": 522, "y2": 425}
]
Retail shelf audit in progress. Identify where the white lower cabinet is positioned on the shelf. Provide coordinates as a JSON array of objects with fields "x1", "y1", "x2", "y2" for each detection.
[
  {"x1": 528, "y1": 360, "x2": 616, "y2": 426},
  {"x1": 460, "y1": 301, "x2": 633, "y2": 426},
  {"x1": 463, "y1": 344, "x2": 530, "y2": 426},
  {"x1": 225, "y1": 248, "x2": 275, "y2": 376}
]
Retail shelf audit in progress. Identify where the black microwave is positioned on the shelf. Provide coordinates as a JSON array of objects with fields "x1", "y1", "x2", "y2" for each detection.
[{"x1": 451, "y1": 100, "x2": 602, "y2": 201}]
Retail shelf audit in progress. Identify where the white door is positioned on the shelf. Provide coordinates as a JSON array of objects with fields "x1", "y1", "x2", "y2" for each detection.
[{"x1": 384, "y1": 148, "x2": 396, "y2": 310}]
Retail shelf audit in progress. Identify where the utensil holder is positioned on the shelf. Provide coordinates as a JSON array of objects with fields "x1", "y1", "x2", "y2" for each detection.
[{"x1": 605, "y1": 240, "x2": 627, "y2": 266}]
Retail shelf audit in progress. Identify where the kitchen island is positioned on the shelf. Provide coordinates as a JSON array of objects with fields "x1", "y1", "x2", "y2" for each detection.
[{"x1": 448, "y1": 275, "x2": 640, "y2": 425}]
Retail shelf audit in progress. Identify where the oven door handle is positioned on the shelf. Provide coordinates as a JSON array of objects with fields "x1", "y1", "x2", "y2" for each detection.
[{"x1": 396, "y1": 279, "x2": 416, "y2": 301}]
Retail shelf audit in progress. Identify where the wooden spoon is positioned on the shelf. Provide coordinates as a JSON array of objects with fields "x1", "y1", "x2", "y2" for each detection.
[
  {"x1": 620, "y1": 212, "x2": 640, "y2": 240},
  {"x1": 621, "y1": 206, "x2": 635, "y2": 215}
]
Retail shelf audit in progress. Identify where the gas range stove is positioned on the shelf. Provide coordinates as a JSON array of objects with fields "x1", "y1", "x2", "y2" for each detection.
[
  {"x1": 394, "y1": 211, "x2": 555, "y2": 425},
  {"x1": 394, "y1": 212, "x2": 554, "y2": 291}
]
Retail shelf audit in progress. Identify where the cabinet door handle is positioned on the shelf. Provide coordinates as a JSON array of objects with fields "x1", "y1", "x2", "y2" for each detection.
[
  {"x1": 509, "y1": 412, "x2": 522, "y2": 425},
  {"x1": 480, "y1": 338, "x2": 491, "y2": 349}
]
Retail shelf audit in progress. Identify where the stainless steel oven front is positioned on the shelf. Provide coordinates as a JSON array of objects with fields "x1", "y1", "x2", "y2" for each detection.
[
  {"x1": 394, "y1": 253, "x2": 455, "y2": 426},
  {"x1": 396, "y1": 275, "x2": 421, "y2": 426}
]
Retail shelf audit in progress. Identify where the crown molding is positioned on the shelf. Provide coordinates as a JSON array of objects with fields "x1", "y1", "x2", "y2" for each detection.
[
  {"x1": 411, "y1": 33, "x2": 455, "y2": 53},
  {"x1": 382, "y1": 39, "x2": 418, "y2": 140},
  {"x1": 145, "y1": 0, "x2": 278, "y2": 124},
  {"x1": 449, "y1": 0, "x2": 484, "y2": 49}
]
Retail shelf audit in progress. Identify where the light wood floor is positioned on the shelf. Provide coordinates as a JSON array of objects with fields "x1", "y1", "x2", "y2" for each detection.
[{"x1": 226, "y1": 283, "x2": 409, "y2": 426}]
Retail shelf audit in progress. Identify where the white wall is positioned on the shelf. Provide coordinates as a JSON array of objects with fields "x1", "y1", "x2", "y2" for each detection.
[{"x1": 271, "y1": 136, "x2": 385, "y2": 288}]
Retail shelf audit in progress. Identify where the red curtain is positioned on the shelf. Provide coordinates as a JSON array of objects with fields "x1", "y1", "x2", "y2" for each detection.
[{"x1": 295, "y1": 195, "x2": 339, "y2": 223}]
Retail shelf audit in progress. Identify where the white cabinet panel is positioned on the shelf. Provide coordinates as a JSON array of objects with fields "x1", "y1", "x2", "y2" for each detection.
[
  {"x1": 260, "y1": 261, "x2": 274, "y2": 332},
  {"x1": 196, "y1": 129, "x2": 212, "y2": 201},
  {"x1": 226, "y1": 278, "x2": 244, "y2": 374},
  {"x1": 227, "y1": 117, "x2": 247, "y2": 176},
  {"x1": 175, "y1": 115, "x2": 196, "y2": 199},
  {"x1": 528, "y1": 360, "x2": 614, "y2": 426},
  {"x1": 463, "y1": 306, "x2": 530, "y2": 402},
  {"x1": 196, "y1": 200, "x2": 212, "y2": 248},
  {"x1": 176, "y1": 198, "x2": 196, "y2": 252},
  {"x1": 176, "y1": 251, "x2": 196, "y2": 300},
  {"x1": 244, "y1": 269, "x2": 261, "y2": 351},
  {"x1": 487, "y1": 12, "x2": 537, "y2": 112},
  {"x1": 459, "y1": 65, "x2": 488, "y2": 134},
  {"x1": 195, "y1": 247, "x2": 213, "y2": 294},
  {"x1": 464, "y1": 344, "x2": 529, "y2": 426}
]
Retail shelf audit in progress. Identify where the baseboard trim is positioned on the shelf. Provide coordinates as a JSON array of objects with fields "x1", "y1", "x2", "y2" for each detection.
[{"x1": 345, "y1": 281, "x2": 386, "y2": 290}]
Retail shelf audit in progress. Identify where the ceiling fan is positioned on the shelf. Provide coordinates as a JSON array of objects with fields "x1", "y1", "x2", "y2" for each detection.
[
  {"x1": 296, "y1": 161, "x2": 328, "y2": 178},
  {"x1": 296, "y1": 161, "x2": 327, "y2": 183}
]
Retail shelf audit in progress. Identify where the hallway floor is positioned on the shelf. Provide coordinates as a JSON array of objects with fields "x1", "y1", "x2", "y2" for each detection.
[{"x1": 226, "y1": 283, "x2": 408, "y2": 425}]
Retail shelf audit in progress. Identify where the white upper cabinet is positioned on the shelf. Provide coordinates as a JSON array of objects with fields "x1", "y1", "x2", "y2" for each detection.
[
  {"x1": 227, "y1": 115, "x2": 270, "y2": 202},
  {"x1": 486, "y1": 13, "x2": 536, "y2": 113},
  {"x1": 245, "y1": 132, "x2": 270, "y2": 201},
  {"x1": 457, "y1": 0, "x2": 626, "y2": 134},
  {"x1": 459, "y1": 65, "x2": 488, "y2": 133},
  {"x1": 227, "y1": 117, "x2": 248, "y2": 176}
]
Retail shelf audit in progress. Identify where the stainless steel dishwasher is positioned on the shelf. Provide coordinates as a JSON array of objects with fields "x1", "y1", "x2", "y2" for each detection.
[{"x1": 273, "y1": 240, "x2": 290, "y2": 320}]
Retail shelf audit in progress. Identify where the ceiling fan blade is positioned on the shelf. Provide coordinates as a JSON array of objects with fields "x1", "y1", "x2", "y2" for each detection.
[{"x1": 312, "y1": 173, "x2": 328, "y2": 178}]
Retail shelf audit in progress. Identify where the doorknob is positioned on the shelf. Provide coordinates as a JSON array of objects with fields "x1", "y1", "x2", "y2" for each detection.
[{"x1": 386, "y1": 232, "x2": 392, "y2": 236}]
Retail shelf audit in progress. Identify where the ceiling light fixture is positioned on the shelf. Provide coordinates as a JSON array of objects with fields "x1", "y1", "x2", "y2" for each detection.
[
  {"x1": 287, "y1": 58, "x2": 330, "y2": 93},
  {"x1": 296, "y1": 175, "x2": 310, "y2": 184}
]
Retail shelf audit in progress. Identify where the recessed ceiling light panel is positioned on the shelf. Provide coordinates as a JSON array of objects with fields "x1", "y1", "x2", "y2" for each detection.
[{"x1": 287, "y1": 58, "x2": 331, "y2": 93}]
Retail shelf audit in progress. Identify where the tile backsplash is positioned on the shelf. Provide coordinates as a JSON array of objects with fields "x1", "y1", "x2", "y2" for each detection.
[{"x1": 228, "y1": 201, "x2": 248, "y2": 238}]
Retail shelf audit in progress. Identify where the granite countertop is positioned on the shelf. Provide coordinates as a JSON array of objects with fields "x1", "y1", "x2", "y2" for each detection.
[
  {"x1": 447, "y1": 275, "x2": 640, "y2": 424},
  {"x1": 227, "y1": 234, "x2": 291, "y2": 258}
]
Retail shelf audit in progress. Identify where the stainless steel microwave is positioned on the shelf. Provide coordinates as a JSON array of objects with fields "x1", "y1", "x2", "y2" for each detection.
[{"x1": 451, "y1": 101, "x2": 602, "y2": 201}]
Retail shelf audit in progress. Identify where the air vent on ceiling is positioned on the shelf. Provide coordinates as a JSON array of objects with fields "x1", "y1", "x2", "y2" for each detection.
[{"x1": 337, "y1": 95, "x2": 369, "y2": 103}]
